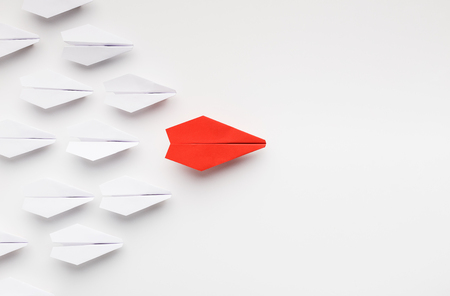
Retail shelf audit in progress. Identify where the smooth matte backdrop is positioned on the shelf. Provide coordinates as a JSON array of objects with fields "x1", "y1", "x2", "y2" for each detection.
[{"x1": 1, "y1": 0, "x2": 450, "y2": 295}]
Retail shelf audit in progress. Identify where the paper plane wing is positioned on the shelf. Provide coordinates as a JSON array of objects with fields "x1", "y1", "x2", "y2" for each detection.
[
  {"x1": 23, "y1": 178, "x2": 94, "y2": 218},
  {"x1": 22, "y1": 0, "x2": 93, "y2": 18},
  {"x1": 0, "y1": 24, "x2": 39, "y2": 58},
  {"x1": 165, "y1": 116, "x2": 266, "y2": 171},
  {"x1": 62, "y1": 24, "x2": 132, "y2": 46},
  {"x1": 104, "y1": 74, "x2": 176, "y2": 113},
  {"x1": 51, "y1": 244, "x2": 123, "y2": 265},
  {"x1": 61, "y1": 25, "x2": 133, "y2": 66},
  {"x1": 20, "y1": 70, "x2": 93, "y2": 109},
  {"x1": 0, "y1": 120, "x2": 55, "y2": 158},
  {"x1": 50, "y1": 224, "x2": 123, "y2": 265},
  {"x1": 50, "y1": 224, "x2": 122, "y2": 244},
  {"x1": 0, "y1": 278, "x2": 53, "y2": 296},
  {"x1": 100, "y1": 176, "x2": 171, "y2": 216},
  {"x1": 0, "y1": 232, "x2": 27, "y2": 257}
]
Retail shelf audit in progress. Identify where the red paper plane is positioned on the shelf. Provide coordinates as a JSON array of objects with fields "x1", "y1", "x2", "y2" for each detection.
[{"x1": 165, "y1": 116, "x2": 266, "y2": 171}]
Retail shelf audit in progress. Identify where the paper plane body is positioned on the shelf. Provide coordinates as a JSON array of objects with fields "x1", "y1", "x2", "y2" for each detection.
[
  {"x1": 22, "y1": 0, "x2": 93, "y2": 18},
  {"x1": 23, "y1": 178, "x2": 94, "y2": 218},
  {"x1": 0, "y1": 120, "x2": 55, "y2": 158},
  {"x1": 104, "y1": 74, "x2": 176, "y2": 113},
  {"x1": 166, "y1": 116, "x2": 266, "y2": 171},
  {"x1": 0, "y1": 232, "x2": 27, "y2": 257},
  {"x1": 50, "y1": 224, "x2": 123, "y2": 265},
  {"x1": 100, "y1": 176, "x2": 171, "y2": 216},
  {"x1": 0, "y1": 278, "x2": 53, "y2": 296},
  {"x1": 66, "y1": 120, "x2": 139, "y2": 161},
  {"x1": 21, "y1": 70, "x2": 93, "y2": 109},
  {"x1": 62, "y1": 24, "x2": 133, "y2": 66},
  {"x1": 0, "y1": 24, "x2": 39, "y2": 58}
]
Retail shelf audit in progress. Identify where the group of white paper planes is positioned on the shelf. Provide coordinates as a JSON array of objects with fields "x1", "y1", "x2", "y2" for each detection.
[
  {"x1": 0, "y1": 119, "x2": 140, "y2": 160},
  {"x1": 1, "y1": 22, "x2": 133, "y2": 66},
  {"x1": 0, "y1": 224, "x2": 124, "y2": 266},
  {"x1": 20, "y1": 71, "x2": 176, "y2": 112},
  {"x1": 22, "y1": 177, "x2": 171, "y2": 218},
  {"x1": 0, "y1": 277, "x2": 53, "y2": 296}
]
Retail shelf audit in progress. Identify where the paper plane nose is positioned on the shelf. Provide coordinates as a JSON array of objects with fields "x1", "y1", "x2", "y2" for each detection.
[{"x1": 165, "y1": 116, "x2": 266, "y2": 171}]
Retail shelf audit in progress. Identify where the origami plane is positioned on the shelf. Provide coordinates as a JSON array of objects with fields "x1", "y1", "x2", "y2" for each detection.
[
  {"x1": 100, "y1": 176, "x2": 171, "y2": 216},
  {"x1": 104, "y1": 74, "x2": 176, "y2": 113},
  {"x1": 20, "y1": 70, "x2": 93, "y2": 109},
  {"x1": 0, "y1": 23, "x2": 39, "y2": 58},
  {"x1": 23, "y1": 178, "x2": 94, "y2": 218},
  {"x1": 22, "y1": 0, "x2": 93, "y2": 18},
  {"x1": 66, "y1": 120, "x2": 139, "y2": 161},
  {"x1": 0, "y1": 278, "x2": 53, "y2": 296},
  {"x1": 61, "y1": 24, "x2": 133, "y2": 66},
  {"x1": 0, "y1": 120, "x2": 56, "y2": 158},
  {"x1": 166, "y1": 116, "x2": 266, "y2": 171},
  {"x1": 50, "y1": 224, "x2": 123, "y2": 265},
  {"x1": 0, "y1": 232, "x2": 27, "y2": 257}
]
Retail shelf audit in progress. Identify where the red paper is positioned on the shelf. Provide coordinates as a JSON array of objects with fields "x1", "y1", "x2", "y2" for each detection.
[{"x1": 165, "y1": 116, "x2": 266, "y2": 171}]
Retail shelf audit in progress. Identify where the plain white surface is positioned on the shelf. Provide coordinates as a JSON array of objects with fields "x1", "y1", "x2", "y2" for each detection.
[{"x1": 0, "y1": 0, "x2": 450, "y2": 295}]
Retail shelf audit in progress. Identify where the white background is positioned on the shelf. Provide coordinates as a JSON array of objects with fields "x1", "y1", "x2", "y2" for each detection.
[{"x1": 1, "y1": 0, "x2": 450, "y2": 295}]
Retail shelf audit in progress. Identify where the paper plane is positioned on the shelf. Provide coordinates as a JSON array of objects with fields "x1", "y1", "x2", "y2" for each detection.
[
  {"x1": 0, "y1": 232, "x2": 27, "y2": 257},
  {"x1": 23, "y1": 178, "x2": 94, "y2": 218},
  {"x1": 166, "y1": 116, "x2": 266, "y2": 171},
  {"x1": 0, "y1": 278, "x2": 53, "y2": 296},
  {"x1": 104, "y1": 74, "x2": 176, "y2": 113},
  {"x1": 22, "y1": 0, "x2": 93, "y2": 18},
  {"x1": 100, "y1": 176, "x2": 171, "y2": 216},
  {"x1": 0, "y1": 120, "x2": 56, "y2": 158},
  {"x1": 61, "y1": 24, "x2": 133, "y2": 66},
  {"x1": 66, "y1": 120, "x2": 139, "y2": 161},
  {"x1": 20, "y1": 70, "x2": 93, "y2": 109},
  {"x1": 50, "y1": 224, "x2": 123, "y2": 265},
  {"x1": 0, "y1": 23, "x2": 39, "y2": 58}
]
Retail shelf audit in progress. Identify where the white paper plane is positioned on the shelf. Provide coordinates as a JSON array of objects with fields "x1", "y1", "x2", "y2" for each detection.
[
  {"x1": 50, "y1": 224, "x2": 123, "y2": 265},
  {"x1": 23, "y1": 178, "x2": 94, "y2": 218},
  {"x1": 0, "y1": 278, "x2": 53, "y2": 296},
  {"x1": 66, "y1": 120, "x2": 139, "y2": 161},
  {"x1": 0, "y1": 120, "x2": 56, "y2": 158},
  {"x1": 61, "y1": 24, "x2": 133, "y2": 66},
  {"x1": 0, "y1": 232, "x2": 27, "y2": 257},
  {"x1": 104, "y1": 74, "x2": 176, "y2": 113},
  {"x1": 100, "y1": 176, "x2": 171, "y2": 216},
  {"x1": 20, "y1": 70, "x2": 93, "y2": 109},
  {"x1": 23, "y1": 0, "x2": 93, "y2": 19},
  {"x1": 0, "y1": 23, "x2": 39, "y2": 58}
]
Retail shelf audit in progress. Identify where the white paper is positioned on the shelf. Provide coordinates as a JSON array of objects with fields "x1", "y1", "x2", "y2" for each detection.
[
  {"x1": 20, "y1": 70, "x2": 93, "y2": 109},
  {"x1": 22, "y1": 0, "x2": 93, "y2": 18},
  {"x1": 61, "y1": 24, "x2": 133, "y2": 66},
  {"x1": 50, "y1": 224, "x2": 123, "y2": 265},
  {"x1": 0, "y1": 232, "x2": 27, "y2": 257},
  {"x1": 66, "y1": 120, "x2": 139, "y2": 161},
  {"x1": 0, "y1": 24, "x2": 39, "y2": 58},
  {"x1": 104, "y1": 74, "x2": 176, "y2": 113},
  {"x1": 23, "y1": 178, "x2": 94, "y2": 218},
  {"x1": 100, "y1": 176, "x2": 171, "y2": 216},
  {"x1": 0, "y1": 120, "x2": 56, "y2": 158}
]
